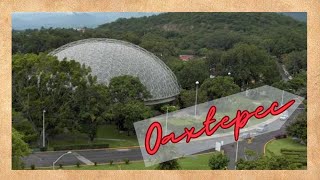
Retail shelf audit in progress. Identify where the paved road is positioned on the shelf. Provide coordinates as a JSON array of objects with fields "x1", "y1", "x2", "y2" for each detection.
[
  {"x1": 23, "y1": 108, "x2": 304, "y2": 169},
  {"x1": 223, "y1": 108, "x2": 304, "y2": 169},
  {"x1": 23, "y1": 147, "x2": 144, "y2": 167},
  {"x1": 275, "y1": 60, "x2": 292, "y2": 82}
]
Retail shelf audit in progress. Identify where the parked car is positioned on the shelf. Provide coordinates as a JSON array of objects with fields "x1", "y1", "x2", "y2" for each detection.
[
  {"x1": 280, "y1": 111, "x2": 289, "y2": 121},
  {"x1": 256, "y1": 124, "x2": 269, "y2": 133},
  {"x1": 240, "y1": 132, "x2": 256, "y2": 139}
]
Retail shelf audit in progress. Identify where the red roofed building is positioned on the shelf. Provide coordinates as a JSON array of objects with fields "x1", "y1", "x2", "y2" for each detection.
[{"x1": 179, "y1": 55, "x2": 194, "y2": 61}]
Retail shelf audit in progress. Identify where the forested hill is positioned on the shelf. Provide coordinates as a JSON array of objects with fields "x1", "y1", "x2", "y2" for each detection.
[
  {"x1": 13, "y1": 13, "x2": 306, "y2": 57},
  {"x1": 12, "y1": 12, "x2": 307, "y2": 93},
  {"x1": 96, "y1": 13, "x2": 306, "y2": 57}
]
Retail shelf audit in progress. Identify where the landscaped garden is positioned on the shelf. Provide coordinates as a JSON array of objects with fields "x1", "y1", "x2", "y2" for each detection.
[
  {"x1": 265, "y1": 138, "x2": 307, "y2": 169},
  {"x1": 47, "y1": 124, "x2": 139, "y2": 150}
]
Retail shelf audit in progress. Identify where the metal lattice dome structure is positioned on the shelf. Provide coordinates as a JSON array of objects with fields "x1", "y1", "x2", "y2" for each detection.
[{"x1": 49, "y1": 38, "x2": 180, "y2": 105}]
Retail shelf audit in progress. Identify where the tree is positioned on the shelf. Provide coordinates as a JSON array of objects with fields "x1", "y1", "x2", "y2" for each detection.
[
  {"x1": 12, "y1": 110, "x2": 38, "y2": 143},
  {"x1": 272, "y1": 71, "x2": 306, "y2": 98},
  {"x1": 176, "y1": 60, "x2": 210, "y2": 90},
  {"x1": 199, "y1": 76, "x2": 240, "y2": 101},
  {"x1": 13, "y1": 54, "x2": 88, "y2": 137},
  {"x1": 178, "y1": 89, "x2": 207, "y2": 108},
  {"x1": 220, "y1": 43, "x2": 280, "y2": 89},
  {"x1": 108, "y1": 75, "x2": 151, "y2": 103},
  {"x1": 208, "y1": 152, "x2": 229, "y2": 170},
  {"x1": 286, "y1": 112, "x2": 307, "y2": 143},
  {"x1": 108, "y1": 75, "x2": 151, "y2": 134},
  {"x1": 205, "y1": 49, "x2": 223, "y2": 72},
  {"x1": 122, "y1": 101, "x2": 152, "y2": 136},
  {"x1": 12, "y1": 53, "x2": 108, "y2": 141},
  {"x1": 12, "y1": 128, "x2": 31, "y2": 169},
  {"x1": 283, "y1": 50, "x2": 306, "y2": 75},
  {"x1": 73, "y1": 82, "x2": 110, "y2": 141},
  {"x1": 139, "y1": 32, "x2": 178, "y2": 58},
  {"x1": 156, "y1": 159, "x2": 181, "y2": 170}
]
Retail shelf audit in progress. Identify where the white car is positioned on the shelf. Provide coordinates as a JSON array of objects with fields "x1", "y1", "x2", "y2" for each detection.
[
  {"x1": 256, "y1": 124, "x2": 269, "y2": 133},
  {"x1": 240, "y1": 132, "x2": 251, "y2": 139},
  {"x1": 279, "y1": 111, "x2": 289, "y2": 121},
  {"x1": 280, "y1": 114, "x2": 289, "y2": 121}
]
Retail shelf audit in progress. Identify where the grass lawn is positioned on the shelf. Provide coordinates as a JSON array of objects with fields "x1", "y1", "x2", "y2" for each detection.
[
  {"x1": 44, "y1": 152, "x2": 214, "y2": 170},
  {"x1": 265, "y1": 138, "x2": 306, "y2": 157},
  {"x1": 48, "y1": 124, "x2": 139, "y2": 149}
]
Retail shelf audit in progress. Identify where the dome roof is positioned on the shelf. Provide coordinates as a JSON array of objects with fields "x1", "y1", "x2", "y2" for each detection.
[{"x1": 49, "y1": 38, "x2": 180, "y2": 105}]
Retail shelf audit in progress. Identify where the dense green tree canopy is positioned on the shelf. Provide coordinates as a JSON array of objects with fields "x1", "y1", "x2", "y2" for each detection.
[
  {"x1": 12, "y1": 128, "x2": 31, "y2": 169},
  {"x1": 12, "y1": 110, "x2": 38, "y2": 143},
  {"x1": 109, "y1": 75, "x2": 151, "y2": 103},
  {"x1": 283, "y1": 50, "x2": 307, "y2": 75},
  {"x1": 272, "y1": 70, "x2": 306, "y2": 98},
  {"x1": 176, "y1": 60, "x2": 209, "y2": 90},
  {"x1": 220, "y1": 43, "x2": 281, "y2": 89},
  {"x1": 108, "y1": 75, "x2": 152, "y2": 135},
  {"x1": 286, "y1": 112, "x2": 307, "y2": 143},
  {"x1": 199, "y1": 76, "x2": 240, "y2": 101},
  {"x1": 178, "y1": 89, "x2": 207, "y2": 108},
  {"x1": 12, "y1": 53, "x2": 109, "y2": 140},
  {"x1": 122, "y1": 100, "x2": 152, "y2": 136}
]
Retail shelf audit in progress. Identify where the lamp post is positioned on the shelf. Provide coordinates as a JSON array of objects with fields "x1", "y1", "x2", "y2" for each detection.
[
  {"x1": 195, "y1": 81, "x2": 199, "y2": 119},
  {"x1": 165, "y1": 106, "x2": 169, "y2": 135},
  {"x1": 42, "y1": 109, "x2": 46, "y2": 148},
  {"x1": 235, "y1": 140, "x2": 239, "y2": 170},
  {"x1": 52, "y1": 151, "x2": 72, "y2": 170},
  {"x1": 165, "y1": 105, "x2": 175, "y2": 135}
]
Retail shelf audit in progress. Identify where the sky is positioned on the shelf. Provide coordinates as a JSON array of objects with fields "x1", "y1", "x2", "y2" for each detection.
[
  {"x1": 12, "y1": 12, "x2": 306, "y2": 30},
  {"x1": 12, "y1": 12, "x2": 159, "y2": 30}
]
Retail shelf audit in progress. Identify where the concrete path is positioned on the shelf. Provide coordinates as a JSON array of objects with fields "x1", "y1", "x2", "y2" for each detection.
[{"x1": 72, "y1": 152, "x2": 94, "y2": 165}]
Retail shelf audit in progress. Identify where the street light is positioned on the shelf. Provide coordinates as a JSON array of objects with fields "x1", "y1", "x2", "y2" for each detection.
[
  {"x1": 195, "y1": 81, "x2": 199, "y2": 119},
  {"x1": 42, "y1": 109, "x2": 46, "y2": 148},
  {"x1": 235, "y1": 140, "x2": 239, "y2": 170},
  {"x1": 165, "y1": 106, "x2": 169, "y2": 135},
  {"x1": 165, "y1": 105, "x2": 175, "y2": 135},
  {"x1": 53, "y1": 151, "x2": 72, "y2": 170}
]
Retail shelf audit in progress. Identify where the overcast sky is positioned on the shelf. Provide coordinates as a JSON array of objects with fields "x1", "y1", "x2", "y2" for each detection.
[
  {"x1": 12, "y1": 12, "x2": 159, "y2": 30},
  {"x1": 12, "y1": 12, "x2": 305, "y2": 30}
]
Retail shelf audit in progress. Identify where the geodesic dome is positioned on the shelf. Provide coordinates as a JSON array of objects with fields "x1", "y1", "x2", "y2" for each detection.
[{"x1": 49, "y1": 38, "x2": 180, "y2": 105}]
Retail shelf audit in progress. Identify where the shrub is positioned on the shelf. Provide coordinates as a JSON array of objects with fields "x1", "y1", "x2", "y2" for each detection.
[
  {"x1": 40, "y1": 147, "x2": 47, "y2": 152},
  {"x1": 289, "y1": 163, "x2": 304, "y2": 169},
  {"x1": 124, "y1": 159, "x2": 130, "y2": 165},
  {"x1": 76, "y1": 162, "x2": 80, "y2": 168},
  {"x1": 156, "y1": 159, "x2": 181, "y2": 170},
  {"x1": 282, "y1": 152, "x2": 306, "y2": 156},
  {"x1": 30, "y1": 164, "x2": 35, "y2": 170},
  {"x1": 208, "y1": 152, "x2": 229, "y2": 170},
  {"x1": 109, "y1": 160, "x2": 114, "y2": 166},
  {"x1": 280, "y1": 148, "x2": 307, "y2": 153},
  {"x1": 59, "y1": 164, "x2": 63, "y2": 169},
  {"x1": 94, "y1": 162, "x2": 97, "y2": 166},
  {"x1": 53, "y1": 143, "x2": 109, "y2": 151},
  {"x1": 21, "y1": 163, "x2": 25, "y2": 170},
  {"x1": 275, "y1": 134, "x2": 287, "y2": 139}
]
